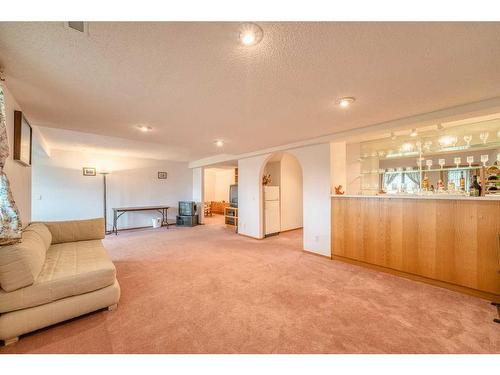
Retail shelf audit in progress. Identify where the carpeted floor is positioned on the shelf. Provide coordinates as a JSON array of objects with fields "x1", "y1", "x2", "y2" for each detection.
[{"x1": 1, "y1": 215, "x2": 499, "y2": 353}]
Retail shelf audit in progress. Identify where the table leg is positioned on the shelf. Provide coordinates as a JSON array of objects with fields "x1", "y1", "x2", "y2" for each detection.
[{"x1": 113, "y1": 211, "x2": 118, "y2": 235}]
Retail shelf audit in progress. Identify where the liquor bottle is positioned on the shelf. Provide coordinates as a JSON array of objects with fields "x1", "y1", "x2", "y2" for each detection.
[
  {"x1": 460, "y1": 172, "x2": 465, "y2": 191},
  {"x1": 471, "y1": 175, "x2": 482, "y2": 197},
  {"x1": 422, "y1": 174, "x2": 429, "y2": 191}
]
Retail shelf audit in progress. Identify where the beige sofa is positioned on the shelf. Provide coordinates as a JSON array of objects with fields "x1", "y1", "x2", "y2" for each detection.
[{"x1": 0, "y1": 218, "x2": 120, "y2": 346}]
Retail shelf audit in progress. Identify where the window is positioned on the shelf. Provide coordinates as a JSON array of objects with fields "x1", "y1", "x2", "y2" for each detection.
[
  {"x1": 447, "y1": 169, "x2": 470, "y2": 191},
  {"x1": 383, "y1": 171, "x2": 420, "y2": 193}
]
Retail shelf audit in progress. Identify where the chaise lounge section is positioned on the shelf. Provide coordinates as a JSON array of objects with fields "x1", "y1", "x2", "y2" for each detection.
[{"x1": 0, "y1": 218, "x2": 120, "y2": 346}]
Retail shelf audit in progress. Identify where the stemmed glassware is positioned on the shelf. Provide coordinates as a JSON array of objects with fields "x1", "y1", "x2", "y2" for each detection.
[
  {"x1": 481, "y1": 154, "x2": 489, "y2": 167},
  {"x1": 463, "y1": 135, "x2": 472, "y2": 147},
  {"x1": 480, "y1": 132, "x2": 489, "y2": 144},
  {"x1": 467, "y1": 156, "x2": 474, "y2": 168},
  {"x1": 426, "y1": 159, "x2": 433, "y2": 170},
  {"x1": 416, "y1": 157, "x2": 424, "y2": 169},
  {"x1": 454, "y1": 157, "x2": 461, "y2": 168},
  {"x1": 438, "y1": 159, "x2": 445, "y2": 169}
]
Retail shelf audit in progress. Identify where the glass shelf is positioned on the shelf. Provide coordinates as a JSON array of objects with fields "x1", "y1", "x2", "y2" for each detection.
[
  {"x1": 360, "y1": 165, "x2": 485, "y2": 176},
  {"x1": 359, "y1": 140, "x2": 500, "y2": 161}
]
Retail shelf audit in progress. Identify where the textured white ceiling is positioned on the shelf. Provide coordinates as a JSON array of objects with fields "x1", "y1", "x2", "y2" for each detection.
[{"x1": 1, "y1": 22, "x2": 500, "y2": 161}]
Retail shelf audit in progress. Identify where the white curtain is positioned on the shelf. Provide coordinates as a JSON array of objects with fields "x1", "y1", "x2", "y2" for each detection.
[
  {"x1": 383, "y1": 173, "x2": 399, "y2": 190},
  {"x1": 405, "y1": 171, "x2": 420, "y2": 186},
  {"x1": 0, "y1": 86, "x2": 22, "y2": 245}
]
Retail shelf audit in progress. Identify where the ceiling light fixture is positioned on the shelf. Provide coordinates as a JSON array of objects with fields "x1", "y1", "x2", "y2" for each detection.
[
  {"x1": 214, "y1": 140, "x2": 224, "y2": 147},
  {"x1": 337, "y1": 97, "x2": 355, "y2": 108},
  {"x1": 238, "y1": 23, "x2": 264, "y2": 46},
  {"x1": 437, "y1": 123, "x2": 444, "y2": 130},
  {"x1": 410, "y1": 129, "x2": 418, "y2": 137},
  {"x1": 137, "y1": 125, "x2": 152, "y2": 132},
  {"x1": 390, "y1": 131, "x2": 396, "y2": 140}
]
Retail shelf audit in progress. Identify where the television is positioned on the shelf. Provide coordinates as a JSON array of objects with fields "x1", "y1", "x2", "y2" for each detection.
[
  {"x1": 229, "y1": 184, "x2": 238, "y2": 208},
  {"x1": 178, "y1": 201, "x2": 197, "y2": 216}
]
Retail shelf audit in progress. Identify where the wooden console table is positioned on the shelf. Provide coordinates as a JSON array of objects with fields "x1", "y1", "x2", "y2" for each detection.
[{"x1": 112, "y1": 205, "x2": 170, "y2": 235}]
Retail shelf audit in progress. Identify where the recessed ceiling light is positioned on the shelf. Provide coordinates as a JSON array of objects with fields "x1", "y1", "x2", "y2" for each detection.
[
  {"x1": 337, "y1": 97, "x2": 355, "y2": 108},
  {"x1": 137, "y1": 125, "x2": 152, "y2": 132},
  {"x1": 410, "y1": 129, "x2": 418, "y2": 137},
  {"x1": 238, "y1": 23, "x2": 263, "y2": 46},
  {"x1": 214, "y1": 140, "x2": 224, "y2": 147}
]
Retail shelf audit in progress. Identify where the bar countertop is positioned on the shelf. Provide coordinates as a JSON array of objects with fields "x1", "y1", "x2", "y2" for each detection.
[{"x1": 331, "y1": 194, "x2": 500, "y2": 201}]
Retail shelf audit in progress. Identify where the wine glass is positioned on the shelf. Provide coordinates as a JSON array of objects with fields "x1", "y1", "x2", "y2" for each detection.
[
  {"x1": 467, "y1": 156, "x2": 474, "y2": 167},
  {"x1": 481, "y1": 154, "x2": 489, "y2": 166},
  {"x1": 426, "y1": 159, "x2": 433, "y2": 170},
  {"x1": 438, "y1": 159, "x2": 445, "y2": 169},
  {"x1": 480, "y1": 132, "x2": 489, "y2": 144},
  {"x1": 463, "y1": 135, "x2": 472, "y2": 147},
  {"x1": 454, "y1": 157, "x2": 461, "y2": 168},
  {"x1": 416, "y1": 158, "x2": 423, "y2": 168}
]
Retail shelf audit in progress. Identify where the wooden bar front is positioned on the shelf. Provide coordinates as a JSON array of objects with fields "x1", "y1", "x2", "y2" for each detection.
[{"x1": 331, "y1": 196, "x2": 500, "y2": 301}]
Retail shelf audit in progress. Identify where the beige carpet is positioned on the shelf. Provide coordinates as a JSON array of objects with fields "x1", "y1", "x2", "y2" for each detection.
[{"x1": 2, "y1": 215, "x2": 499, "y2": 353}]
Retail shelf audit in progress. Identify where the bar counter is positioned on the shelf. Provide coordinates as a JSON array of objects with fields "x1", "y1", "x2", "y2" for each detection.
[{"x1": 331, "y1": 194, "x2": 500, "y2": 301}]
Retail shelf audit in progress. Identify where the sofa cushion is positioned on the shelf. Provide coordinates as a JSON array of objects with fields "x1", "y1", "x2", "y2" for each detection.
[
  {"x1": 0, "y1": 223, "x2": 50, "y2": 292},
  {"x1": 23, "y1": 222, "x2": 52, "y2": 249},
  {"x1": 0, "y1": 239, "x2": 116, "y2": 313},
  {"x1": 43, "y1": 218, "x2": 105, "y2": 244}
]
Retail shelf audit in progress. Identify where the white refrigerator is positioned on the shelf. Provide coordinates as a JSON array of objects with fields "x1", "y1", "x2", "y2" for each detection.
[{"x1": 264, "y1": 186, "x2": 280, "y2": 235}]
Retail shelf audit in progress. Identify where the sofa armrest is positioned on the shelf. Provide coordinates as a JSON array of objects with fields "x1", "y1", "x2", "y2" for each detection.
[{"x1": 42, "y1": 218, "x2": 105, "y2": 244}]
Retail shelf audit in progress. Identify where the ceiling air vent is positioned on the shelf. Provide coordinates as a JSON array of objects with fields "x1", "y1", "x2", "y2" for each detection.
[{"x1": 67, "y1": 21, "x2": 86, "y2": 33}]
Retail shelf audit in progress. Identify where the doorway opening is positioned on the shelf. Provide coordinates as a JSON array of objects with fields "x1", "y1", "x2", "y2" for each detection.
[
  {"x1": 203, "y1": 164, "x2": 238, "y2": 230},
  {"x1": 260, "y1": 152, "x2": 303, "y2": 238}
]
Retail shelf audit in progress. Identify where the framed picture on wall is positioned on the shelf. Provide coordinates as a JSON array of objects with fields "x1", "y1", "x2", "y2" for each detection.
[
  {"x1": 13, "y1": 110, "x2": 32, "y2": 166},
  {"x1": 158, "y1": 171, "x2": 167, "y2": 179},
  {"x1": 82, "y1": 167, "x2": 96, "y2": 176}
]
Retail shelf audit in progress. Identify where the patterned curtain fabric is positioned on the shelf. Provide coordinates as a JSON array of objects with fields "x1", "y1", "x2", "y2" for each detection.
[
  {"x1": 405, "y1": 171, "x2": 420, "y2": 186},
  {"x1": 0, "y1": 87, "x2": 22, "y2": 245}
]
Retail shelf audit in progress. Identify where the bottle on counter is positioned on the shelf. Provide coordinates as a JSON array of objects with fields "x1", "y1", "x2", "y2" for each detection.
[
  {"x1": 471, "y1": 175, "x2": 482, "y2": 197},
  {"x1": 422, "y1": 174, "x2": 429, "y2": 191},
  {"x1": 460, "y1": 172, "x2": 465, "y2": 191},
  {"x1": 437, "y1": 179, "x2": 445, "y2": 192}
]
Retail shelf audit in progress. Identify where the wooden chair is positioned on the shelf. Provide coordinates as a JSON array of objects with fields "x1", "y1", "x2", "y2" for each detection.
[{"x1": 204, "y1": 202, "x2": 212, "y2": 217}]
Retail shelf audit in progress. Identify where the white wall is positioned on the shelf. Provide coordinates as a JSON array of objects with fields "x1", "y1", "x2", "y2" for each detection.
[
  {"x1": 1, "y1": 84, "x2": 32, "y2": 227},
  {"x1": 279, "y1": 154, "x2": 303, "y2": 231},
  {"x1": 330, "y1": 141, "x2": 347, "y2": 193},
  {"x1": 214, "y1": 169, "x2": 234, "y2": 202},
  {"x1": 192, "y1": 167, "x2": 204, "y2": 224},
  {"x1": 237, "y1": 144, "x2": 331, "y2": 256},
  {"x1": 287, "y1": 144, "x2": 331, "y2": 256},
  {"x1": 238, "y1": 153, "x2": 270, "y2": 239},
  {"x1": 204, "y1": 168, "x2": 234, "y2": 202},
  {"x1": 32, "y1": 148, "x2": 193, "y2": 231},
  {"x1": 203, "y1": 168, "x2": 216, "y2": 202}
]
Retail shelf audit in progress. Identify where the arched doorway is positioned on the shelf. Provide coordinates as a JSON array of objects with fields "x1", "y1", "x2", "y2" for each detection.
[{"x1": 259, "y1": 152, "x2": 303, "y2": 238}]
